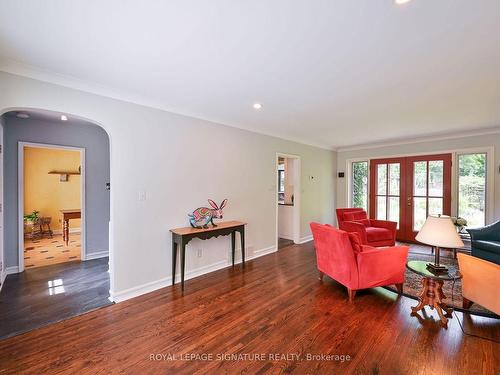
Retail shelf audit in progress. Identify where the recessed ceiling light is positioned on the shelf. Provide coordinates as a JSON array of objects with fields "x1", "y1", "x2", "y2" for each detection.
[
  {"x1": 60, "y1": 115, "x2": 68, "y2": 121},
  {"x1": 253, "y1": 103, "x2": 263, "y2": 110},
  {"x1": 16, "y1": 112, "x2": 30, "y2": 119},
  {"x1": 395, "y1": 0, "x2": 411, "y2": 4}
]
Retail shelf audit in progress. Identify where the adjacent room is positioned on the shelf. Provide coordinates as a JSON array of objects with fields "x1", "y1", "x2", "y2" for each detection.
[
  {"x1": 277, "y1": 155, "x2": 299, "y2": 249},
  {"x1": 0, "y1": 1, "x2": 498, "y2": 374},
  {"x1": 23, "y1": 145, "x2": 82, "y2": 269},
  {"x1": 0, "y1": 109, "x2": 112, "y2": 339}
]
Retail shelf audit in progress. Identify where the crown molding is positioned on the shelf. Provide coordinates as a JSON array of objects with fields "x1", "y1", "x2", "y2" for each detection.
[
  {"x1": 336, "y1": 127, "x2": 500, "y2": 153},
  {"x1": 0, "y1": 58, "x2": 333, "y2": 151}
]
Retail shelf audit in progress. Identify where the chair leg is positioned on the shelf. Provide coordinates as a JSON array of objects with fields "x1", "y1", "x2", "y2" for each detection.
[
  {"x1": 462, "y1": 297, "x2": 474, "y2": 309},
  {"x1": 347, "y1": 288, "x2": 356, "y2": 302},
  {"x1": 318, "y1": 271, "x2": 324, "y2": 281},
  {"x1": 395, "y1": 283, "x2": 403, "y2": 294}
]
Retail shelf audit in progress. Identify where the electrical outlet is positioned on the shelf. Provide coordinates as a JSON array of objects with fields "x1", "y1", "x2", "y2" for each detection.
[{"x1": 197, "y1": 249, "x2": 202, "y2": 258}]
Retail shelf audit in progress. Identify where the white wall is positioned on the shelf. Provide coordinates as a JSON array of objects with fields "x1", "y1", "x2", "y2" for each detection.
[
  {"x1": 0, "y1": 72, "x2": 336, "y2": 301},
  {"x1": 336, "y1": 133, "x2": 500, "y2": 224}
]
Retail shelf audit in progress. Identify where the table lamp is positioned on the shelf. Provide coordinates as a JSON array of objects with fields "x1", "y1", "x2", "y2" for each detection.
[{"x1": 415, "y1": 215, "x2": 464, "y2": 273}]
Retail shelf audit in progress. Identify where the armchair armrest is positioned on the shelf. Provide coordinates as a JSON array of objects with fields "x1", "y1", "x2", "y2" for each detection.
[
  {"x1": 339, "y1": 221, "x2": 368, "y2": 244},
  {"x1": 356, "y1": 246, "x2": 409, "y2": 288},
  {"x1": 370, "y1": 219, "x2": 397, "y2": 232},
  {"x1": 467, "y1": 221, "x2": 500, "y2": 241}
]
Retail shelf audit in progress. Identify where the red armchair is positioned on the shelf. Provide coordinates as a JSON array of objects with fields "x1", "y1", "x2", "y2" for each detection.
[
  {"x1": 310, "y1": 222, "x2": 409, "y2": 301},
  {"x1": 336, "y1": 208, "x2": 397, "y2": 247}
]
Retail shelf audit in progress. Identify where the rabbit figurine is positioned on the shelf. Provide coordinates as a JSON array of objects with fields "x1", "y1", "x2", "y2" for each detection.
[{"x1": 188, "y1": 199, "x2": 228, "y2": 229}]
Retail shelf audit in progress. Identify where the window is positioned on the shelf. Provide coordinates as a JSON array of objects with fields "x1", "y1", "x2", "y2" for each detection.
[
  {"x1": 458, "y1": 153, "x2": 486, "y2": 228},
  {"x1": 351, "y1": 161, "x2": 368, "y2": 211}
]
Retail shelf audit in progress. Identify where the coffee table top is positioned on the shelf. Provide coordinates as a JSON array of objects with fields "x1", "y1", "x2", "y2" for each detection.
[{"x1": 406, "y1": 260, "x2": 461, "y2": 281}]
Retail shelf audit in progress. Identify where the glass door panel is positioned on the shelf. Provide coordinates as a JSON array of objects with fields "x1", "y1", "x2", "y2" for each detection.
[
  {"x1": 370, "y1": 158, "x2": 405, "y2": 236},
  {"x1": 405, "y1": 154, "x2": 452, "y2": 241}
]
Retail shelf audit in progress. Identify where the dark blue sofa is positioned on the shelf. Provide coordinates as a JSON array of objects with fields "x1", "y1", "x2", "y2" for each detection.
[{"x1": 467, "y1": 220, "x2": 500, "y2": 265}]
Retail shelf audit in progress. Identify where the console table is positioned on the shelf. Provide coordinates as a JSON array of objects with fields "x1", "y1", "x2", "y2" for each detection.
[
  {"x1": 60, "y1": 209, "x2": 81, "y2": 246},
  {"x1": 170, "y1": 220, "x2": 246, "y2": 290}
]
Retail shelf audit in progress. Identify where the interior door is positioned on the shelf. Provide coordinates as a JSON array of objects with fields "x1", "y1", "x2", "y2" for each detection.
[{"x1": 369, "y1": 154, "x2": 452, "y2": 242}]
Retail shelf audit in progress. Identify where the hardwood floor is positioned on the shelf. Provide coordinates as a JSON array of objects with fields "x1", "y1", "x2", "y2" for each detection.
[
  {"x1": 0, "y1": 257, "x2": 111, "y2": 339},
  {"x1": 0, "y1": 242, "x2": 498, "y2": 374},
  {"x1": 278, "y1": 237, "x2": 294, "y2": 249}
]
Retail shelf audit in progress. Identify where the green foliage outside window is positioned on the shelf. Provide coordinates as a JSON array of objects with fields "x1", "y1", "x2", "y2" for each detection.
[
  {"x1": 458, "y1": 153, "x2": 486, "y2": 228},
  {"x1": 352, "y1": 161, "x2": 368, "y2": 211}
]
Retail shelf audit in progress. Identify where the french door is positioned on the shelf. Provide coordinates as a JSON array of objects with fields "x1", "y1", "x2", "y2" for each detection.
[{"x1": 369, "y1": 154, "x2": 452, "y2": 242}]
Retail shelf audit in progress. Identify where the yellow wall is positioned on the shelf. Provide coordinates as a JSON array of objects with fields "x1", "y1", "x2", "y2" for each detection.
[{"x1": 24, "y1": 147, "x2": 81, "y2": 230}]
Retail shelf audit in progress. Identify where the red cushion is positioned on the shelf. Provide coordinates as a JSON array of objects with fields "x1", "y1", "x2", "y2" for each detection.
[
  {"x1": 344, "y1": 211, "x2": 370, "y2": 227},
  {"x1": 344, "y1": 211, "x2": 367, "y2": 221},
  {"x1": 366, "y1": 227, "x2": 393, "y2": 242},
  {"x1": 348, "y1": 232, "x2": 363, "y2": 253}
]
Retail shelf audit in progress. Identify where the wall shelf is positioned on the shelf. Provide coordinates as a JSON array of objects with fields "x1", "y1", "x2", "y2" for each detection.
[
  {"x1": 48, "y1": 170, "x2": 81, "y2": 182},
  {"x1": 48, "y1": 171, "x2": 81, "y2": 175}
]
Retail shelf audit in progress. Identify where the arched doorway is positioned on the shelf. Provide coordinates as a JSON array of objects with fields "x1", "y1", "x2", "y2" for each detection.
[{"x1": 0, "y1": 108, "x2": 112, "y2": 339}]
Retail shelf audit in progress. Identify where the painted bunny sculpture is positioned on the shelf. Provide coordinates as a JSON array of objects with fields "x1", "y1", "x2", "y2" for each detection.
[{"x1": 188, "y1": 199, "x2": 228, "y2": 229}]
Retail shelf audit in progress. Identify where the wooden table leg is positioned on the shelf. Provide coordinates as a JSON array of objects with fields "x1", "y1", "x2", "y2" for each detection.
[
  {"x1": 172, "y1": 239, "x2": 177, "y2": 285},
  {"x1": 411, "y1": 277, "x2": 451, "y2": 327},
  {"x1": 231, "y1": 231, "x2": 235, "y2": 267},
  {"x1": 240, "y1": 228, "x2": 245, "y2": 266},
  {"x1": 180, "y1": 240, "x2": 186, "y2": 291},
  {"x1": 63, "y1": 219, "x2": 69, "y2": 246}
]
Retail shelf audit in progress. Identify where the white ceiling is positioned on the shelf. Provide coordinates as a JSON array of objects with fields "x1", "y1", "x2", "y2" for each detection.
[{"x1": 1, "y1": 0, "x2": 499, "y2": 149}]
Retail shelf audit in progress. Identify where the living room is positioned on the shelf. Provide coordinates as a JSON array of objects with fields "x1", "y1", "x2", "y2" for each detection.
[{"x1": 0, "y1": 1, "x2": 498, "y2": 374}]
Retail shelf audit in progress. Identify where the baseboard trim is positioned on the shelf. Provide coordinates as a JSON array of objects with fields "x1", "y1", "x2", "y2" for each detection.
[
  {"x1": 252, "y1": 245, "x2": 277, "y2": 258},
  {"x1": 5, "y1": 266, "x2": 19, "y2": 275},
  {"x1": 53, "y1": 228, "x2": 81, "y2": 235},
  {"x1": 0, "y1": 271, "x2": 6, "y2": 291},
  {"x1": 110, "y1": 245, "x2": 277, "y2": 303},
  {"x1": 85, "y1": 251, "x2": 109, "y2": 260},
  {"x1": 278, "y1": 234, "x2": 294, "y2": 241},
  {"x1": 298, "y1": 235, "x2": 313, "y2": 244}
]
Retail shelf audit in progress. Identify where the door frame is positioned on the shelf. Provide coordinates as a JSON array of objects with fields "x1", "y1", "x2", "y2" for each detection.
[
  {"x1": 18, "y1": 141, "x2": 86, "y2": 272},
  {"x1": 369, "y1": 156, "x2": 407, "y2": 239},
  {"x1": 275, "y1": 153, "x2": 301, "y2": 249},
  {"x1": 404, "y1": 153, "x2": 452, "y2": 241},
  {"x1": 369, "y1": 154, "x2": 452, "y2": 242}
]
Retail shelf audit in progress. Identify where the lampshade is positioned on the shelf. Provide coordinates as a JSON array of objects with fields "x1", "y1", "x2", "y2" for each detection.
[{"x1": 416, "y1": 215, "x2": 464, "y2": 248}]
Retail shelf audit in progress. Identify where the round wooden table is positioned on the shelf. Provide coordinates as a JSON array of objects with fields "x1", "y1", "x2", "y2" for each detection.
[{"x1": 406, "y1": 260, "x2": 462, "y2": 327}]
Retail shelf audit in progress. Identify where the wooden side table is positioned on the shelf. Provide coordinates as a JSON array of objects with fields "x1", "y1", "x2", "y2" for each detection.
[
  {"x1": 170, "y1": 221, "x2": 246, "y2": 290},
  {"x1": 406, "y1": 260, "x2": 461, "y2": 327}
]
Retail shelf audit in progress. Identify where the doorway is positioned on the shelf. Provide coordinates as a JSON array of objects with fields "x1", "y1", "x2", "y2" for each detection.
[
  {"x1": 19, "y1": 143, "x2": 85, "y2": 270},
  {"x1": 276, "y1": 153, "x2": 300, "y2": 250},
  {"x1": 369, "y1": 153, "x2": 452, "y2": 242},
  {"x1": 0, "y1": 108, "x2": 111, "y2": 339}
]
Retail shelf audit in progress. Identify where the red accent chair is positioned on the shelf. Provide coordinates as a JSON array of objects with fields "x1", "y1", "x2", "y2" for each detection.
[
  {"x1": 336, "y1": 208, "x2": 397, "y2": 247},
  {"x1": 310, "y1": 222, "x2": 409, "y2": 301}
]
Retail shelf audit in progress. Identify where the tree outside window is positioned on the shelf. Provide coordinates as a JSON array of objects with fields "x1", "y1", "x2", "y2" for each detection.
[
  {"x1": 352, "y1": 161, "x2": 368, "y2": 211},
  {"x1": 458, "y1": 153, "x2": 486, "y2": 228}
]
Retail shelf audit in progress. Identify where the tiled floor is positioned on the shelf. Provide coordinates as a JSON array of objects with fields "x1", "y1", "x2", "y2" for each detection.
[{"x1": 24, "y1": 233, "x2": 81, "y2": 269}]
